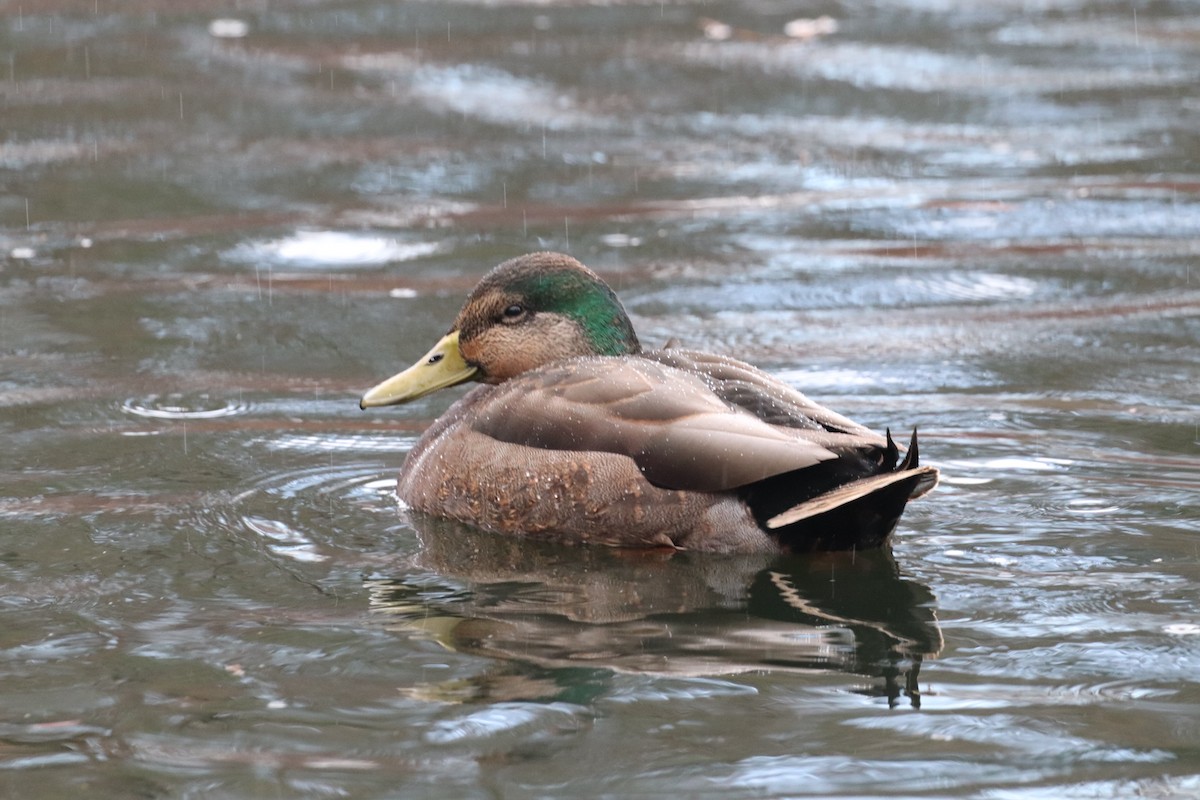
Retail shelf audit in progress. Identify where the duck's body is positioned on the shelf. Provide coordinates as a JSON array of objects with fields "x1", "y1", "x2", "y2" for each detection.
[{"x1": 362, "y1": 253, "x2": 936, "y2": 553}]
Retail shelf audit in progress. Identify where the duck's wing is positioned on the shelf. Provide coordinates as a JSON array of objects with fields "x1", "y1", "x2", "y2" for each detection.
[
  {"x1": 645, "y1": 349, "x2": 880, "y2": 437},
  {"x1": 468, "y1": 355, "x2": 882, "y2": 493}
]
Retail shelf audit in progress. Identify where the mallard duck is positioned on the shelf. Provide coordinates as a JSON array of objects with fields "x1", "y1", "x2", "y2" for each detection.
[{"x1": 360, "y1": 252, "x2": 937, "y2": 553}]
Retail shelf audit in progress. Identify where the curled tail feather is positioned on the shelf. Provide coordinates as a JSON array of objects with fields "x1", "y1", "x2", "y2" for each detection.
[{"x1": 767, "y1": 428, "x2": 938, "y2": 532}]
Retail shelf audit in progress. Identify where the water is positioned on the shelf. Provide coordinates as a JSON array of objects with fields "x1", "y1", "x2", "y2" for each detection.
[{"x1": 3, "y1": 1, "x2": 1198, "y2": 797}]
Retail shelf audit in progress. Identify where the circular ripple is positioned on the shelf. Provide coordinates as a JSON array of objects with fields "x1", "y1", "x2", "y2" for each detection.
[
  {"x1": 122, "y1": 393, "x2": 250, "y2": 420},
  {"x1": 195, "y1": 463, "x2": 405, "y2": 568},
  {"x1": 1063, "y1": 498, "x2": 1121, "y2": 516},
  {"x1": 898, "y1": 271, "x2": 1041, "y2": 303},
  {"x1": 1034, "y1": 491, "x2": 1137, "y2": 522},
  {"x1": 263, "y1": 433, "x2": 416, "y2": 453}
]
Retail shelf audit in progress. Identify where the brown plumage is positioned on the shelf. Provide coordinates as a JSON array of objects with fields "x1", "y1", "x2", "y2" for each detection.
[{"x1": 361, "y1": 252, "x2": 937, "y2": 553}]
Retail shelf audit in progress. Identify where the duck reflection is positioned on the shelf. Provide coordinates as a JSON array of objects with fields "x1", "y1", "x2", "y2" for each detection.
[{"x1": 368, "y1": 516, "x2": 941, "y2": 708}]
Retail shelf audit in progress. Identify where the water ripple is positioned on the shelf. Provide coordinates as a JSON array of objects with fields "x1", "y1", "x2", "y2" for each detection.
[
  {"x1": 263, "y1": 433, "x2": 416, "y2": 453},
  {"x1": 187, "y1": 462, "x2": 405, "y2": 572},
  {"x1": 898, "y1": 271, "x2": 1040, "y2": 302},
  {"x1": 845, "y1": 713, "x2": 1173, "y2": 764},
  {"x1": 226, "y1": 230, "x2": 441, "y2": 269},
  {"x1": 121, "y1": 393, "x2": 250, "y2": 420},
  {"x1": 423, "y1": 702, "x2": 590, "y2": 747},
  {"x1": 242, "y1": 515, "x2": 329, "y2": 563},
  {"x1": 989, "y1": 775, "x2": 1200, "y2": 800},
  {"x1": 910, "y1": 679, "x2": 1177, "y2": 710},
  {"x1": 235, "y1": 464, "x2": 395, "y2": 502},
  {"x1": 604, "y1": 676, "x2": 760, "y2": 704}
]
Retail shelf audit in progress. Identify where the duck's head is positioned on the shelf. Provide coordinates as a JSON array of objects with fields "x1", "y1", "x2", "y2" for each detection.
[{"x1": 360, "y1": 252, "x2": 641, "y2": 408}]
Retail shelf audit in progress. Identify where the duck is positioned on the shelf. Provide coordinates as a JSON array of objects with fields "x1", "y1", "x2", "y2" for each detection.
[{"x1": 360, "y1": 252, "x2": 937, "y2": 553}]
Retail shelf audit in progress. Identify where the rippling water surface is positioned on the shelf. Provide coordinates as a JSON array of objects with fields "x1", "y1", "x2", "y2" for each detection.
[{"x1": 3, "y1": 1, "x2": 1198, "y2": 797}]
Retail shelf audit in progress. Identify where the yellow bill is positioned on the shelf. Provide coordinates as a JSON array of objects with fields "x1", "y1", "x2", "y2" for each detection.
[{"x1": 359, "y1": 331, "x2": 478, "y2": 408}]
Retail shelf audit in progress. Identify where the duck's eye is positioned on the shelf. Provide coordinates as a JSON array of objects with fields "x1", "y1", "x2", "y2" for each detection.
[{"x1": 501, "y1": 303, "x2": 525, "y2": 321}]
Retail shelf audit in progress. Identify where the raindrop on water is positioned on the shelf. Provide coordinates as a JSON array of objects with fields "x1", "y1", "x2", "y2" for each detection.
[
  {"x1": 1163, "y1": 623, "x2": 1200, "y2": 636},
  {"x1": 122, "y1": 394, "x2": 249, "y2": 420},
  {"x1": 208, "y1": 18, "x2": 249, "y2": 39},
  {"x1": 1064, "y1": 498, "x2": 1120, "y2": 516}
]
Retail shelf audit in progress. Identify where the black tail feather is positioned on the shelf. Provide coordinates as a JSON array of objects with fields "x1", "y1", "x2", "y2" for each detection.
[
  {"x1": 744, "y1": 427, "x2": 935, "y2": 553},
  {"x1": 766, "y1": 471, "x2": 929, "y2": 552},
  {"x1": 898, "y1": 428, "x2": 920, "y2": 471},
  {"x1": 884, "y1": 428, "x2": 900, "y2": 469}
]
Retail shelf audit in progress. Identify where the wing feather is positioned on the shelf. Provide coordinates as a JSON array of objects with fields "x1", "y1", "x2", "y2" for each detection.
[{"x1": 469, "y1": 355, "x2": 877, "y2": 492}]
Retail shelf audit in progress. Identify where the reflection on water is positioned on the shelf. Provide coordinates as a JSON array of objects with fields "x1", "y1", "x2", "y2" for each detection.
[{"x1": 370, "y1": 519, "x2": 940, "y2": 708}]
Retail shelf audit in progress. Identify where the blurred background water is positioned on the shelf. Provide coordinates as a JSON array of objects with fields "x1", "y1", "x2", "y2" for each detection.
[{"x1": 2, "y1": 1, "x2": 1198, "y2": 797}]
